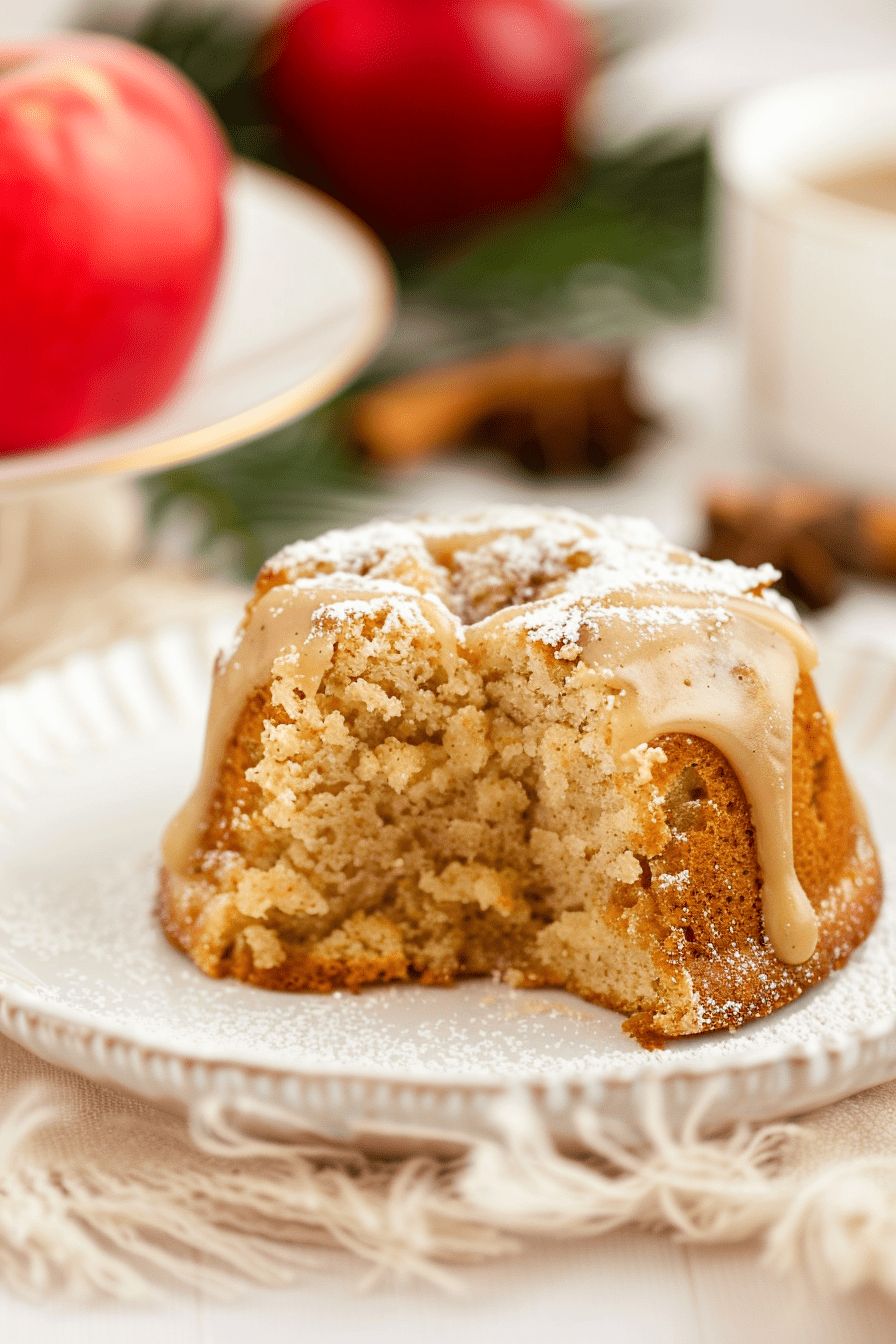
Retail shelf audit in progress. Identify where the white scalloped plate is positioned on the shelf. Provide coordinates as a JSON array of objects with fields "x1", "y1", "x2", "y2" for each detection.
[{"x1": 1, "y1": 614, "x2": 895, "y2": 1148}]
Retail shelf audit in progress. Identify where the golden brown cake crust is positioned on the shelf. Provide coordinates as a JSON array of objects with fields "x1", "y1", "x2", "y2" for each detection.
[
  {"x1": 617, "y1": 675, "x2": 882, "y2": 1044},
  {"x1": 158, "y1": 509, "x2": 883, "y2": 1043}
]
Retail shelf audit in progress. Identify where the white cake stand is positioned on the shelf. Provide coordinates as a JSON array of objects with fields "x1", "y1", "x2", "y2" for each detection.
[{"x1": 0, "y1": 159, "x2": 395, "y2": 490}]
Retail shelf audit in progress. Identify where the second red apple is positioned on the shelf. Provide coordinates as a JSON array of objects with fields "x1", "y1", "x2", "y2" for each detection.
[{"x1": 265, "y1": 0, "x2": 589, "y2": 239}]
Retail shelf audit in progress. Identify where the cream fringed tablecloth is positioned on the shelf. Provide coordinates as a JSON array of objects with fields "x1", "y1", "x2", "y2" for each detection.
[
  {"x1": 3, "y1": 480, "x2": 896, "y2": 1304},
  {"x1": 5, "y1": 1010, "x2": 896, "y2": 1302}
]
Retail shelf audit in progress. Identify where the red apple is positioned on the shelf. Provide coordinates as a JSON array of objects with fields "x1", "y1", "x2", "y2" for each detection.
[
  {"x1": 264, "y1": 0, "x2": 589, "y2": 239},
  {"x1": 0, "y1": 35, "x2": 229, "y2": 455}
]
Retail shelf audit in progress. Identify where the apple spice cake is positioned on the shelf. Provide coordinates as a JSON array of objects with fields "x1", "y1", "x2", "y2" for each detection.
[{"x1": 158, "y1": 507, "x2": 882, "y2": 1044}]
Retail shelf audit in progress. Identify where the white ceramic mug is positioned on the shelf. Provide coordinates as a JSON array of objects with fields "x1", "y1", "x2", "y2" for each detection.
[{"x1": 714, "y1": 69, "x2": 896, "y2": 489}]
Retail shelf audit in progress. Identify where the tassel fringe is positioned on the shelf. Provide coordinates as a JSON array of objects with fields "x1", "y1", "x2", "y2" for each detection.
[{"x1": 0, "y1": 1080, "x2": 894, "y2": 1302}]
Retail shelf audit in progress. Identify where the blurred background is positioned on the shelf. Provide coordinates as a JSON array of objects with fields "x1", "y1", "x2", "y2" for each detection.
[{"x1": 6, "y1": 0, "x2": 896, "y2": 657}]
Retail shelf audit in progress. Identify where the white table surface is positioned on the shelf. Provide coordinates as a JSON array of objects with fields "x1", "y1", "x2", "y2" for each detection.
[{"x1": 2, "y1": 1231, "x2": 894, "y2": 1343}]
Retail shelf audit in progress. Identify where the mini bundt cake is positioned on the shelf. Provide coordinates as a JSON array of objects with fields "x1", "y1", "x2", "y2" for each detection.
[{"x1": 158, "y1": 507, "x2": 882, "y2": 1044}]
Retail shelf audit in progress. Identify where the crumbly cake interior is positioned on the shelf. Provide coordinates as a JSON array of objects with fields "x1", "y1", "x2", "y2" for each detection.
[{"x1": 159, "y1": 509, "x2": 882, "y2": 1044}]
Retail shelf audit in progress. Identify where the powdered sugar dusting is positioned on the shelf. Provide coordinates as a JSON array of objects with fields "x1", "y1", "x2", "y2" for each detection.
[
  {"x1": 229, "y1": 576, "x2": 462, "y2": 662},
  {"x1": 265, "y1": 521, "x2": 436, "y2": 583},
  {"x1": 308, "y1": 595, "x2": 443, "y2": 642},
  {"x1": 260, "y1": 506, "x2": 791, "y2": 643}
]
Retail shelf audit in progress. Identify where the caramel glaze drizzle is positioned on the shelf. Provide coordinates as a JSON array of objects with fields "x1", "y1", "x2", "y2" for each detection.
[
  {"x1": 164, "y1": 579, "x2": 820, "y2": 966},
  {"x1": 580, "y1": 592, "x2": 819, "y2": 965}
]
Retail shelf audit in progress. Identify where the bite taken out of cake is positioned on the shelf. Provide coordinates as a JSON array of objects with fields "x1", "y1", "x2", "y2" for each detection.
[{"x1": 158, "y1": 507, "x2": 882, "y2": 1046}]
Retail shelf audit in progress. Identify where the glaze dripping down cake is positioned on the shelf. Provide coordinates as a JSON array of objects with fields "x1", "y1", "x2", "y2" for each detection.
[{"x1": 159, "y1": 507, "x2": 882, "y2": 1044}]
